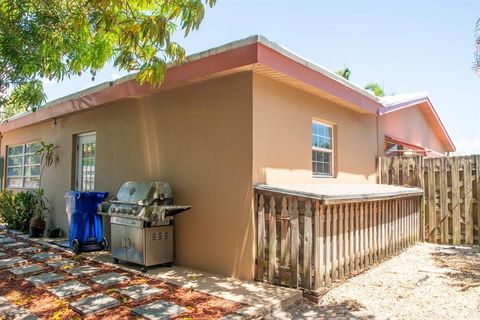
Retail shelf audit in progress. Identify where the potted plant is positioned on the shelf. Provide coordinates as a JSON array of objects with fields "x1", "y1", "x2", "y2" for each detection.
[
  {"x1": 28, "y1": 141, "x2": 58, "y2": 237},
  {"x1": 29, "y1": 189, "x2": 48, "y2": 237}
]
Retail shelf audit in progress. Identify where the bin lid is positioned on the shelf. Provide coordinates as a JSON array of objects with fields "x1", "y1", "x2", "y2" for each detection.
[{"x1": 65, "y1": 191, "x2": 109, "y2": 200}]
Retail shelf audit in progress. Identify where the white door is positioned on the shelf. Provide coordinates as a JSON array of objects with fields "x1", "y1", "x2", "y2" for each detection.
[{"x1": 76, "y1": 133, "x2": 96, "y2": 191}]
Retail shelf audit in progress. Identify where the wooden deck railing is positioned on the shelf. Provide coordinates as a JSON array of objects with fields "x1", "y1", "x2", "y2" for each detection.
[{"x1": 255, "y1": 190, "x2": 421, "y2": 293}]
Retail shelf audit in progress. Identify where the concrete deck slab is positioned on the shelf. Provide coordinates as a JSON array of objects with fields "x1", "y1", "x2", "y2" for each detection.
[
  {"x1": 0, "y1": 252, "x2": 6, "y2": 257},
  {"x1": 90, "y1": 272, "x2": 130, "y2": 286},
  {"x1": 132, "y1": 300, "x2": 188, "y2": 320},
  {"x1": 8, "y1": 264, "x2": 43, "y2": 276},
  {"x1": 119, "y1": 284, "x2": 164, "y2": 301},
  {"x1": 48, "y1": 280, "x2": 91, "y2": 298},
  {"x1": 70, "y1": 293, "x2": 120, "y2": 315},
  {"x1": 26, "y1": 272, "x2": 64, "y2": 286}
]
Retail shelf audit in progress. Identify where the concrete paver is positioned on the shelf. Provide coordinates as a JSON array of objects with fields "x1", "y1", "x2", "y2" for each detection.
[
  {"x1": 3, "y1": 242, "x2": 28, "y2": 249},
  {"x1": 46, "y1": 259, "x2": 75, "y2": 268},
  {"x1": 0, "y1": 297, "x2": 38, "y2": 320},
  {"x1": 8, "y1": 264, "x2": 43, "y2": 276},
  {"x1": 16, "y1": 247, "x2": 41, "y2": 254},
  {"x1": 119, "y1": 284, "x2": 164, "y2": 301},
  {"x1": 0, "y1": 256, "x2": 27, "y2": 269},
  {"x1": 132, "y1": 300, "x2": 188, "y2": 320},
  {"x1": 31, "y1": 252, "x2": 61, "y2": 261},
  {"x1": 65, "y1": 265, "x2": 100, "y2": 276},
  {"x1": 70, "y1": 293, "x2": 120, "y2": 315},
  {"x1": 26, "y1": 272, "x2": 64, "y2": 286},
  {"x1": 48, "y1": 280, "x2": 91, "y2": 298},
  {"x1": 90, "y1": 272, "x2": 130, "y2": 286}
]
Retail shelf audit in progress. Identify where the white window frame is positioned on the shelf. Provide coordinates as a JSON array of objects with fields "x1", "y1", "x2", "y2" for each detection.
[
  {"x1": 6, "y1": 141, "x2": 41, "y2": 189},
  {"x1": 312, "y1": 120, "x2": 334, "y2": 178},
  {"x1": 76, "y1": 132, "x2": 96, "y2": 191}
]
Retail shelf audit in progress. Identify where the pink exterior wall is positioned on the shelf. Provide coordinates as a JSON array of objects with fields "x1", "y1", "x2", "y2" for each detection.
[
  {"x1": 378, "y1": 106, "x2": 447, "y2": 156},
  {"x1": 253, "y1": 73, "x2": 378, "y2": 185}
]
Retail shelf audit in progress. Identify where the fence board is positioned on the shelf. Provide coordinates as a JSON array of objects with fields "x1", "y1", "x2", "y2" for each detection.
[
  {"x1": 303, "y1": 200, "x2": 312, "y2": 289},
  {"x1": 280, "y1": 197, "x2": 290, "y2": 285},
  {"x1": 451, "y1": 158, "x2": 461, "y2": 245},
  {"x1": 379, "y1": 155, "x2": 480, "y2": 245},
  {"x1": 290, "y1": 198, "x2": 299, "y2": 287},
  {"x1": 476, "y1": 156, "x2": 480, "y2": 245},
  {"x1": 325, "y1": 206, "x2": 332, "y2": 286},
  {"x1": 256, "y1": 195, "x2": 265, "y2": 281},
  {"x1": 464, "y1": 158, "x2": 474, "y2": 245},
  {"x1": 338, "y1": 204, "x2": 344, "y2": 279},
  {"x1": 268, "y1": 196, "x2": 277, "y2": 283}
]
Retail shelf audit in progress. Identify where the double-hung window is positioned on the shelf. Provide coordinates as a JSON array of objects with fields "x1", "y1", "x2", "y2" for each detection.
[
  {"x1": 6, "y1": 142, "x2": 41, "y2": 188},
  {"x1": 312, "y1": 121, "x2": 334, "y2": 177}
]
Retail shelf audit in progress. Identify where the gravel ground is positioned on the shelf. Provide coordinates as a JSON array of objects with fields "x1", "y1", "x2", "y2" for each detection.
[{"x1": 273, "y1": 243, "x2": 480, "y2": 319}]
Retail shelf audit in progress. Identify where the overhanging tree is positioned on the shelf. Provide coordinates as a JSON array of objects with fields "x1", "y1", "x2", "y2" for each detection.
[
  {"x1": 364, "y1": 82, "x2": 385, "y2": 97},
  {"x1": 0, "y1": 0, "x2": 216, "y2": 117}
]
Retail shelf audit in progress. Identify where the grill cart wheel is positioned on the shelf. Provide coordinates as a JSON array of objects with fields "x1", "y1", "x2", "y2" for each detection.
[
  {"x1": 113, "y1": 258, "x2": 119, "y2": 264},
  {"x1": 141, "y1": 266, "x2": 148, "y2": 273},
  {"x1": 72, "y1": 239, "x2": 81, "y2": 254},
  {"x1": 101, "y1": 237, "x2": 109, "y2": 251}
]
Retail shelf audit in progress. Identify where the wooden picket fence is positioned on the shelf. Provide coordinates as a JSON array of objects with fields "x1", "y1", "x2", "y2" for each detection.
[
  {"x1": 254, "y1": 190, "x2": 421, "y2": 292},
  {"x1": 378, "y1": 155, "x2": 480, "y2": 245}
]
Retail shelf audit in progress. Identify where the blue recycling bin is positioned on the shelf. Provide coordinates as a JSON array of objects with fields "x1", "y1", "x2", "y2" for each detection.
[{"x1": 65, "y1": 191, "x2": 109, "y2": 253}]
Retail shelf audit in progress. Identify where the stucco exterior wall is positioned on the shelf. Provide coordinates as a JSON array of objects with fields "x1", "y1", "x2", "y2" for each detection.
[
  {"x1": 1, "y1": 72, "x2": 255, "y2": 280},
  {"x1": 252, "y1": 73, "x2": 378, "y2": 185},
  {"x1": 378, "y1": 106, "x2": 447, "y2": 156}
]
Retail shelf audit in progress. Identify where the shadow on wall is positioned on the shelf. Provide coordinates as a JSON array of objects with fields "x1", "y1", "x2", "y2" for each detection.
[{"x1": 430, "y1": 246, "x2": 480, "y2": 291}]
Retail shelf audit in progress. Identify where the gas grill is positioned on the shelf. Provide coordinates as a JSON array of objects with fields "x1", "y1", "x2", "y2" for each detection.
[{"x1": 98, "y1": 181, "x2": 190, "y2": 271}]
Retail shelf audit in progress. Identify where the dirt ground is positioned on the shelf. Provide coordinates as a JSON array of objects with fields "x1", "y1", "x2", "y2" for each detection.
[{"x1": 273, "y1": 243, "x2": 480, "y2": 319}]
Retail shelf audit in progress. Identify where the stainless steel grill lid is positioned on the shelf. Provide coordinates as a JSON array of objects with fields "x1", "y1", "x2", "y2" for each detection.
[{"x1": 114, "y1": 181, "x2": 172, "y2": 205}]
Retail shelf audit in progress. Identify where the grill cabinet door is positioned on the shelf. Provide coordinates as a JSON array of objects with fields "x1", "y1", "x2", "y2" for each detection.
[
  {"x1": 111, "y1": 224, "x2": 127, "y2": 261},
  {"x1": 126, "y1": 226, "x2": 145, "y2": 265}
]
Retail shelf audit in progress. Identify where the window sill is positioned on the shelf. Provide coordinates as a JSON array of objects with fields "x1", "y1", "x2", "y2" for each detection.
[{"x1": 312, "y1": 174, "x2": 335, "y2": 179}]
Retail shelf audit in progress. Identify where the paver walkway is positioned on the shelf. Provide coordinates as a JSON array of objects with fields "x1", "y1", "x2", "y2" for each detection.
[{"x1": 0, "y1": 230, "x2": 244, "y2": 319}]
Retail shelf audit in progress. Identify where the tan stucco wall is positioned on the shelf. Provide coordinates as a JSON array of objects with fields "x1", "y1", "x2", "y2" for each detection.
[
  {"x1": 252, "y1": 73, "x2": 378, "y2": 185},
  {"x1": 1, "y1": 72, "x2": 255, "y2": 280},
  {"x1": 378, "y1": 106, "x2": 447, "y2": 156}
]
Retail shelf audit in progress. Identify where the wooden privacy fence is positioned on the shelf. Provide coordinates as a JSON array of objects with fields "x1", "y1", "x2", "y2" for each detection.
[
  {"x1": 254, "y1": 190, "x2": 421, "y2": 292},
  {"x1": 378, "y1": 155, "x2": 480, "y2": 245}
]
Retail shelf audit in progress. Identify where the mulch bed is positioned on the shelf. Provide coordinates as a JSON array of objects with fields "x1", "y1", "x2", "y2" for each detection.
[{"x1": 0, "y1": 231, "x2": 242, "y2": 319}]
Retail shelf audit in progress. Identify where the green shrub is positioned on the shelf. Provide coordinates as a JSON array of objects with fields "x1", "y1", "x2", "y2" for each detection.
[{"x1": 0, "y1": 190, "x2": 36, "y2": 233}]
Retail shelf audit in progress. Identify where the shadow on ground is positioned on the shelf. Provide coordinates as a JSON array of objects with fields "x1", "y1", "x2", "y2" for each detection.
[
  {"x1": 430, "y1": 246, "x2": 480, "y2": 291},
  {"x1": 281, "y1": 299, "x2": 374, "y2": 319}
]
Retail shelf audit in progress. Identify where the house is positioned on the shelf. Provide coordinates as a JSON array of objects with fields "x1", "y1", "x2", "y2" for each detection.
[{"x1": 0, "y1": 36, "x2": 455, "y2": 281}]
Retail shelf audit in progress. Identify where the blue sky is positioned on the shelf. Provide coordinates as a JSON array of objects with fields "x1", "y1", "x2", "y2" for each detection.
[{"x1": 43, "y1": 1, "x2": 480, "y2": 154}]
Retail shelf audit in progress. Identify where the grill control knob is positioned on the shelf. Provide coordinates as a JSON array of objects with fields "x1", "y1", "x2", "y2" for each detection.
[{"x1": 114, "y1": 208, "x2": 119, "y2": 213}]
